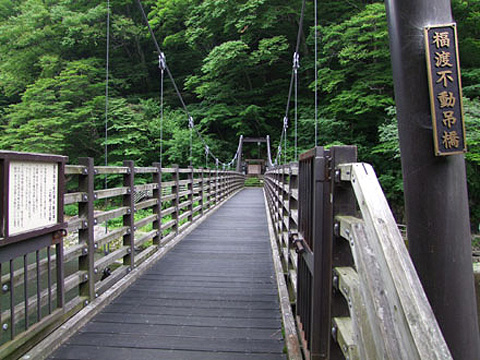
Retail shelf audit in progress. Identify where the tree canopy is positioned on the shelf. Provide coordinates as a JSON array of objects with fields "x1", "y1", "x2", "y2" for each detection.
[{"x1": 0, "y1": 0, "x2": 479, "y2": 225}]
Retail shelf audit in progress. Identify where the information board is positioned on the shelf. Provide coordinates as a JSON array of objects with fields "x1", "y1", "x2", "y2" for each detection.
[{"x1": 8, "y1": 161, "x2": 58, "y2": 235}]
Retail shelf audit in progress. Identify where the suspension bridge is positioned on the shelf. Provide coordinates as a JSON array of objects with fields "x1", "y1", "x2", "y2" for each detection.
[
  {"x1": 0, "y1": 147, "x2": 454, "y2": 360},
  {"x1": 1, "y1": 0, "x2": 480, "y2": 359}
]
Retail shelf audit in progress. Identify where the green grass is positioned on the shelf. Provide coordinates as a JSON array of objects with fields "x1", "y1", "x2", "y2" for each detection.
[{"x1": 244, "y1": 177, "x2": 263, "y2": 187}]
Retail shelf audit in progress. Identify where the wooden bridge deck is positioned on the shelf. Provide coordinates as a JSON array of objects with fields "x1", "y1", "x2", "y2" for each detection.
[{"x1": 48, "y1": 189, "x2": 286, "y2": 360}]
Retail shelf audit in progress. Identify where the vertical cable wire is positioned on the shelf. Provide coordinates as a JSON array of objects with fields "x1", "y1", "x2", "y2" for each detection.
[
  {"x1": 188, "y1": 116, "x2": 193, "y2": 167},
  {"x1": 314, "y1": 0, "x2": 318, "y2": 146},
  {"x1": 160, "y1": 69, "x2": 164, "y2": 167},
  {"x1": 159, "y1": 54, "x2": 166, "y2": 167},
  {"x1": 105, "y1": 0, "x2": 110, "y2": 171},
  {"x1": 104, "y1": 0, "x2": 111, "y2": 235},
  {"x1": 294, "y1": 54, "x2": 299, "y2": 161},
  {"x1": 205, "y1": 145, "x2": 209, "y2": 168},
  {"x1": 294, "y1": 73, "x2": 298, "y2": 160}
]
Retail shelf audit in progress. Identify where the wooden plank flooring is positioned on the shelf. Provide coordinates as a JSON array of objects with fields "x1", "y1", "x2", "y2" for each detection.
[{"x1": 49, "y1": 188, "x2": 286, "y2": 360}]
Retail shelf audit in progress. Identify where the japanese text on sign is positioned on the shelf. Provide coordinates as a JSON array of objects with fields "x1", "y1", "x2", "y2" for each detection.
[
  {"x1": 8, "y1": 161, "x2": 58, "y2": 236},
  {"x1": 425, "y1": 23, "x2": 466, "y2": 156}
]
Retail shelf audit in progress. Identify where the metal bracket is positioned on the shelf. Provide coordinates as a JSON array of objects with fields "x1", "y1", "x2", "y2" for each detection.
[{"x1": 289, "y1": 232, "x2": 305, "y2": 254}]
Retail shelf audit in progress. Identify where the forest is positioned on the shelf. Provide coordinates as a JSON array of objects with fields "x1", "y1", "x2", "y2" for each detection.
[{"x1": 0, "y1": 0, "x2": 479, "y2": 225}]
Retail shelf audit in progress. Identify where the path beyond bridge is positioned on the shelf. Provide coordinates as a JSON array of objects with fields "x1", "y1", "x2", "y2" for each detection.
[{"x1": 48, "y1": 189, "x2": 286, "y2": 360}]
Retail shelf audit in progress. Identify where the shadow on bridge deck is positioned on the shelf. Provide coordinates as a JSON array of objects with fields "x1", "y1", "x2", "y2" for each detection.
[{"x1": 48, "y1": 188, "x2": 286, "y2": 360}]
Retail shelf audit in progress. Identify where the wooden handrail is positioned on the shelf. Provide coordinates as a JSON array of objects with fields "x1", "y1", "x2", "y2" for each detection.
[
  {"x1": 0, "y1": 158, "x2": 245, "y2": 360},
  {"x1": 335, "y1": 163, "x2": 452, "y2": 359},
  {"x1": 264, "y1": 146, "x2": 453, "y2": 360}
]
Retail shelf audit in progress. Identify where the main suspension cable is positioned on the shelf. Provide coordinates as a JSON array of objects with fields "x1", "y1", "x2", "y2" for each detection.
[
  {"x1": 135, "y1": 0, "x2": 240, "y2": 169},
  {"x1": 273, "y1": 0, "x2": 306, "y2": 165}
]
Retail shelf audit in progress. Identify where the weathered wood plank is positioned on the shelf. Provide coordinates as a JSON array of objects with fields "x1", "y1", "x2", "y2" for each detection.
[
  {"x1": 95, "y1": 207, "x2": 129, "y2": 224},
  {"x1": 135, "y1": 198, "x2": 158, "y2": 210},
  {"x1": 135, "y1": 183, "x2": 158, "y2": 192},
  {"x1": 94, "y1": 247, "x2": 129, "y2": 275},
  {"x1": 264, "y1": 189, "x2": 302, "y2": 360},
  {"x1": 65, "y1": 165, "x2": 87, "y2": 175},
  {"x1": 94, "y1": 166, "x2": 129, "y2": 175},
  {"x1": 333, "y1": 317, "x2": 360, "y2": 360},
  {"x1": 133, "y1": 167, "x2": 158, "y2": 174},
  {"x1": 134, "y1": 214, "x2": 157, "y2": 230},
  {"x1": 64, "y1": 192, "x2": 86, "y2": 205},
  {"x1": 338, "y1": 163, "x2": 452, "y2": 360},
  {"x1": 95, "y1": 187, "x2": 129, "y2": 200}
]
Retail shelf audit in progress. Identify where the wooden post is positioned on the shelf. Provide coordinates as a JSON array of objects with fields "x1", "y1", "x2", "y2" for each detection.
[
  {"x1": 384, "y1": 0, "x2": 480, "y2": 358},
  {"x1": 288, "y1": 163, "x2": 299, "y2": 292},
  {"x1": 200, "y1": 167, "x2": 205, "y2": 216},
  {"x1": 206, "y1": 169, "x2": 211, "y2": 211},
  {"x1": 152, "y1": 162, "x2": 162, "y2": 246},
  {"x1": 78, "y1": 158, "x2": 95, "y2": 303},
  {"x1": 275, "y1": 169, "x2": 281, "y2": 235},
  {"x1": 122, "y1": 160, "x2": 135, "y2": 270},
  {"x1": 172, "y1": 165, "x2": 179, "y2": 235},
  {"x1": 310, "y1": 147, "x2": 331, "y2": 360},
  {"x1": 188, "y1": 166, "x2": 194, "y2": 224},
  {"x1": 56, "y1": 161, "x2": 66, "y2": 309},
  {"x1": 215, "y1": 166, "x2": 219, "y2": 206}
]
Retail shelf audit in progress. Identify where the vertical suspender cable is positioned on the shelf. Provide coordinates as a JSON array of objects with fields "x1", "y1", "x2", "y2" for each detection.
[
  {"x1": 159, "y1": 53, "x2": 166, "y2": 167},
  {"x1": 314, "y1": 0, "x2": 318, "y2": 146},
  {"x1": 105, "y1": 0, "x2": 110, "y2": 174},
  {"x1": 190, "y1": 128, "x2": 193, "y2": 167},
  {"x1": 160, "y1": 65, "x2": 164, "y2": 166},
  {"x1": 294, "y1": 67, "x2": 298, "y2": 161},
  {"x1": 280, "y1": 116, "x2": 288, "y2": 164},
  {"x1": 104, "y1": 0, "x2": 111, "y2": 236},
  {"x1": 188, "y1": 116, "x2": 193, "y2": 167},
  {"x1": 293, "y1": 52, "x2": 299, "y2": 161},
  {"x1": 205, "y1": 145, "x2": 209, "y2": 168}
]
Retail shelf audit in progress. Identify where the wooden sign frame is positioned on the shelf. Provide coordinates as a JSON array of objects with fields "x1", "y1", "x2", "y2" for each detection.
[
  {"x1": 0, "y1": 151, "x2": 68, "y2": 247},
  {"x1": 424, "y1": 23, "x2": 467, "y2": 156}
]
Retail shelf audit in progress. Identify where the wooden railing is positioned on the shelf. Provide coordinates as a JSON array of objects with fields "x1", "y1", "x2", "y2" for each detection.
[
  {"x1": 0, "y1": 157, "x2": 244, "y2": 359},
  {"x1": 264, "y1": 146, "x2": 452, "y2": 360}
]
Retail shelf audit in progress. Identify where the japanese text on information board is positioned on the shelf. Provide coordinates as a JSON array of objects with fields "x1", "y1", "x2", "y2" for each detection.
[{"x1": 8, "y1": 161, "x2": 58, "y2": 236}]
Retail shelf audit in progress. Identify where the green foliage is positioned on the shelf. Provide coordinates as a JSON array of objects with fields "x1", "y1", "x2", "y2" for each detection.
[
  {"x1": 464, "y1": 97, "x2": 480, "y2": 228},
  {"x1": 372, "y1": 106, "x2": 404, "y2": 220},
  {"x1": 1, "y1": 59, "x2": 104, "y2": 159},
  {"x1": 244, "y1": 177, "x2": 263, "y2": 187},
  {"x1": 314, "y1": 2, "x2": 393, "y2": 147},
  {"x1": 0, "y1": 0, "x2": 479, "y2": 223}
]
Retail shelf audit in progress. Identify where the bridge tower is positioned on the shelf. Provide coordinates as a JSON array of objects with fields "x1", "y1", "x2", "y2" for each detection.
[{"x1": 236, "y1": 136, "x2": 274, "y2": 176}]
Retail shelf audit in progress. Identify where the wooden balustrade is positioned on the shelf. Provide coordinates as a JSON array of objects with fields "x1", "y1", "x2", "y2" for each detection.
[
  {"x1": 0, "y1": 158, "x2": 244, "y2": 360},
  {"x1": 265, "y1": 146, "x2": 452, "y2": 360}
]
